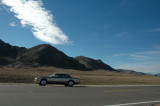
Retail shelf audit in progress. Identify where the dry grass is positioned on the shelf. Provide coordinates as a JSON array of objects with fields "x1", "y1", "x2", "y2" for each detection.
[{"x1": 0, "y1": 67, "x2": 160, "y2": 85}]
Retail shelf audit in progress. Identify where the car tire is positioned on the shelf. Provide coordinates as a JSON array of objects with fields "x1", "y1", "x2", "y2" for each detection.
[
  {"x1": 39, "y1": 79, "x2": 47, "y2": 86},
  {"x1": 68, "y1": 80, "x2": 74, "y2": 87}
]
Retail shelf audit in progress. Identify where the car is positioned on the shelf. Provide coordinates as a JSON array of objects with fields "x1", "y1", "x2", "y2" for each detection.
[{"x1": 34, "y1": 73, "x2": 80, "y2": 87}]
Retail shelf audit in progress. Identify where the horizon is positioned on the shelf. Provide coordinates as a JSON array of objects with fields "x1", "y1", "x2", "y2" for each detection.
[{"x1": 0, "y1": 0, "x2": 160, "y2": 74}]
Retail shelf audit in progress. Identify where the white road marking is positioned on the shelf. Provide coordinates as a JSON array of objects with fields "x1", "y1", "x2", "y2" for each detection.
[{"x1": 106, "y1": 100, "x2": 160, "y2": 106}]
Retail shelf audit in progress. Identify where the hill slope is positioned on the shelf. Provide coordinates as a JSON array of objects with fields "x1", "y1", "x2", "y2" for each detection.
[
  {"x1": 16, "y1": 44, "x2": 86, "y2": 70},
  {"x1": 75, "y1": 56, "x2": 116, "y2": 71},
  {"x1": 0, "y1": 39, "x2": 116, "y2": 71},
  {"x1": 0, "y1": 40, "x2": 26, "y2": 65}
]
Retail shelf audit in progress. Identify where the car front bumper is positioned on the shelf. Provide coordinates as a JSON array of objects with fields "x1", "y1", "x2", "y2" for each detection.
[{"x1": 34, "y1": 78, "x2": 41, "y2": 84}]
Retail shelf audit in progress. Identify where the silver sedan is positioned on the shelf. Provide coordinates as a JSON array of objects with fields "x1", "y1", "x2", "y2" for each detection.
[{"x1": 34, "y1": 73, "x2": 80, "y2": 87}]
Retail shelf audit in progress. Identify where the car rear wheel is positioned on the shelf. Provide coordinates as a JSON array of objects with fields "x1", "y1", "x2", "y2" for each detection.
[
  {"x1": 68, "y1": 81, "x2": 74, "y2": 87},
  {"x1": 39, "y1": 79, "x2": 47, "y2": 86}
]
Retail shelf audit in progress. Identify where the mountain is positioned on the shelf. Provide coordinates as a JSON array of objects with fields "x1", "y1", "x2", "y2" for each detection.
[
  {"x1": 0, "y1": 40, "x2": 26, "y2": 65},
  {"x1": 0, "y1": 40, "x2": 26, "y2": 58},
  {"x1": 75, "y1": 56, "x2": 116, "y2": 71},
  {"x1": 117, "y1": 69, "x2": 145, "y2": 75},
  {"x1": 0, "y1": 39, "x2": 116, "y2": 71},
  {"x1": 16, "y1": 44, "x2": 86, "y2": 70}
]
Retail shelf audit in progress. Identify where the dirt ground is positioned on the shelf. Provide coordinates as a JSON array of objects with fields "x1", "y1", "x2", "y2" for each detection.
[{"x1": 0, "y1": 67, "x2": 160, "y2": 85}]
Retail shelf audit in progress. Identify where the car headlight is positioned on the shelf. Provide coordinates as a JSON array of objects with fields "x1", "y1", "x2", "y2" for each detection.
[{"x1": 35, "y1": 77, "x2": 40, "y2": 80}]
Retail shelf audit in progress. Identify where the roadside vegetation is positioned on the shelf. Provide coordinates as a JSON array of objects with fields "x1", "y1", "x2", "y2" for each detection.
[{"x1": 0, "y1": 67, "x2": 160, "y2": 85}]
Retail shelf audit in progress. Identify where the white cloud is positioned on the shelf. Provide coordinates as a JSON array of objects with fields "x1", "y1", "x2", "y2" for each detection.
[
  {"x1": 154, "y1": 45, "x2": 160, "y2": 50},
  {"x1": 114, "y1": 63, "x2": 160, "y2": 74},
  {"x1": 146, "y1": 28, "x2": 160, "y2": 32},
  {"x1": 113, "y1": 50, "x2": 160, "y2": 74},
  {"x1": 114, "y1": 50, "x2": 160, "y2": 61},
  {"x1": 9, "y1": 22, "x2": 17, "y2": 27},
  {"x1": 137, "y1": 51, "x2": 160, "y2": 55},
  {"x1": 1, "y1": 0, "x2": 70, "y2": 45}
]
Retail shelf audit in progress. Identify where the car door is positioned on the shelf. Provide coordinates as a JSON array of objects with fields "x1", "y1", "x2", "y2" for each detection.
[
  {"x1": 47, "y1": 74, "x2": 60, "y2": 84},
  {"x1": 60, "y1": 74, "x2": 70, "y2": 83},
  {"x1": 49, "y1": 74, "x2": 65, "y2": 84}
]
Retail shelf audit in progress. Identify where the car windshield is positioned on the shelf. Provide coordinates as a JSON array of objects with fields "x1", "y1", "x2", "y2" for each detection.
[{"x1": 50, "y1": 74, "x2": 56, "y2": 77}]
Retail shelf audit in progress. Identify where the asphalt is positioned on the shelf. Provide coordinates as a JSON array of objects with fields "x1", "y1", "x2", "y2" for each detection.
[{"x1": 0, "y1": 84, "x2": 160, "y2": 106}]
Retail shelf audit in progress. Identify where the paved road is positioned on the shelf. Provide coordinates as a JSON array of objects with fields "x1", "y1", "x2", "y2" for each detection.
[{"x1": 0, "y1": 84, "x2": 160, "y2": 106}]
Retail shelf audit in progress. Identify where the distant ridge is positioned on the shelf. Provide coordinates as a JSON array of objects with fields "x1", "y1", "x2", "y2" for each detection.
[
  {"x1": 75, "y1": 56, "x2": 116, "y2": 71},
  {"x1": 117, "y1": 69, "x2": 145, "y2": 75},
  {"x1": 0, "y1": 39, "x2": 116, "y2": 71}
]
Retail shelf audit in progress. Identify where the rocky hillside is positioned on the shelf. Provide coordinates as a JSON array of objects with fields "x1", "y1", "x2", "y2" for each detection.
[
  {"x1": 16, "y1": 44, "x2": 86, "y2": 70},
  {"x1": 75, "y1": 56, "x2": 116, "y2": 71},
  {"x1": 0, "y1": 40, "x2": 26, "y2": 65},
  {"x1": 0, "y1": 39, "x2": 116, "y2": 71}
]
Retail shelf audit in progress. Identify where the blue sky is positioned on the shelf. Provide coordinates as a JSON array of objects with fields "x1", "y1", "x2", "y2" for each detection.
[{"x1": 0, "y1": 0, "x2": 160, "y2": 74}]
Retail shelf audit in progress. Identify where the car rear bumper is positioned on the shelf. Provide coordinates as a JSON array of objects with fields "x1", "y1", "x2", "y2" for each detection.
[{"x1": 74, "y1": 80, "x2": 81, "y2": 84}]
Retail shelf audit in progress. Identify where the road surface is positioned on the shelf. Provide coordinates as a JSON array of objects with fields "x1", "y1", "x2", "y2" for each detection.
[{"x1": 0, "y1": 84, "x2": 160, "y2": 106}]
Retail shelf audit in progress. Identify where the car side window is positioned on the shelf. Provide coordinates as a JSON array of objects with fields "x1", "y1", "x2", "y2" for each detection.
[
  {"x1": 55, "y1": 74, "x2": 59, "y2": 78},
  {"x1": 51, "y1": 74, "x2": 71, "y2": 78},
  {"x1": 54, "y1": 74, "x2": 63, "y2": 78},
  {"x1": 63, "y1": 74, "x2": 71, "y2": 78},
  {"x1": 51, "y1": 74, "x2": 59, "y2": 78},
  {"x1": 58, "y1": 75, "x2": 63, "y2": 78},
  {"x1": 62, "y1": 75, "x2": 66, "y2": 78}
]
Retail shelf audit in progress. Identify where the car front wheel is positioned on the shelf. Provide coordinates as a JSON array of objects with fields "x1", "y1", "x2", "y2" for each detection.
[{"x1": 39, "y1": 79, "x2": 47, "y2": 86}]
